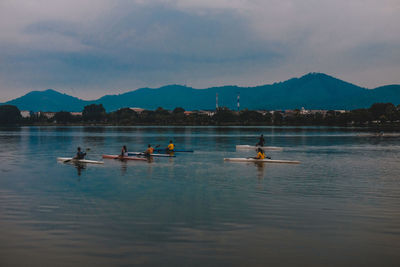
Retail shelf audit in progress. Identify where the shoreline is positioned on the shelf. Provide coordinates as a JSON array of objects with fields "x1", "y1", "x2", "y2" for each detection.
[{"x1": 2, "y1": 122, "x2": 400, "y2": 131}]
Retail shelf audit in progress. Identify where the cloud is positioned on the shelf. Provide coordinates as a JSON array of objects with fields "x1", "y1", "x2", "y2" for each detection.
[{"x1": 0, "y1": 0, "x2": 399, "y2": 101}]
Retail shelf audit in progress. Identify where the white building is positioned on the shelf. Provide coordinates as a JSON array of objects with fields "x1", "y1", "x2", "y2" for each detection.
[
  {"x1": 20, "y1": 110, "x2": 31, "y2": 118},
  {"x1": 129, "y1": 107, "x2": 144, "y2": 113},
  {"x1": 38, "y1": 112, "x2": 56, "y2": 119}
]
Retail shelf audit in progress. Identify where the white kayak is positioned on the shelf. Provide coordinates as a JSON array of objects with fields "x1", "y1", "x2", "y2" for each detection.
[
  {"x1": 57, "y1": 157, "x2": 104, "y2": 164},
  {"x1": 236, "y1": 145, "x2": 283, "y2": 151},
  {"x1": 224, "y1": 158, "x2": 300, "y2": 164}
]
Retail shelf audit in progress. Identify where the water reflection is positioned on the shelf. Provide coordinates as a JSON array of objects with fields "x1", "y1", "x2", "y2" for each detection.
[
  {"x1": 254, "y1": 162, "x2": 266, "y2": 179},
  {"x1": 73, "y1": 162, "x2": 86, "y2": 177},
  {"x1": 120, "y1": 161, "x2": 128, "y2": 175}
]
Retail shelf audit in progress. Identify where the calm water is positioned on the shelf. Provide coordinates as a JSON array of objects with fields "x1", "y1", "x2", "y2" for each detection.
[{"x1": 0, "y1": 126, "x2": 399, "y2": 266}]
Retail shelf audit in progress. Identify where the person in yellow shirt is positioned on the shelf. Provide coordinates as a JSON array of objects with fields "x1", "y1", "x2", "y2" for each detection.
[
  {"x1": 144, "y1": 144, "x2": 154, "y2": 156},
  {"x1": 255, "y1": 148, "x2": 271, "y2": 160},
  {"x1": 167, "y1": 140, "x2": 174, "y2": 151},
  {"x1": 255, "y1": 148, "x2": 265, "y2": 159}
]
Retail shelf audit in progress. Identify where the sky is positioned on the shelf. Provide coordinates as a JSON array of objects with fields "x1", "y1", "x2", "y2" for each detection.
[{"x1": 0, "y1": 0, "x2": 399, "y2": 102}]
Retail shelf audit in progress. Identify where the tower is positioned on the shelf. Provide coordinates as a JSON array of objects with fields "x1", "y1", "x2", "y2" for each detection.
[
  {"x1": 216, "y1": 93, "x2": 219, "y2": 109},
  {"x1": 237, "y1": 92, "x2": 240, "y2": 111}
]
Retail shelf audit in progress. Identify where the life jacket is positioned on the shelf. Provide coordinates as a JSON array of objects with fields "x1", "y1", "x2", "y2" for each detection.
[
  {"x1": 167, "y1": 143, "x2": 174, "y2": 151},
  {"x1": 256, "y1": 151, "x2": 265, "y2": 159}
]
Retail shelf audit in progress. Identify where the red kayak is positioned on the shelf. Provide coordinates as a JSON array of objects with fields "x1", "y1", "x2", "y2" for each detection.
[{"x1": 102, "y1": 155, "x2": 147, "y2": 161}]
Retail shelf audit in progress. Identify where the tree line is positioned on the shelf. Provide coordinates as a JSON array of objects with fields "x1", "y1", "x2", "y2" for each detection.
[{"x1": 1, "y1": 103, "x2": 400, "y2": 126}]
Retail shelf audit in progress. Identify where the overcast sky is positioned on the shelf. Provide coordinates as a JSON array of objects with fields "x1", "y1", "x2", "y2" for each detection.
[{"x1": 0, "y1": 0, "x2": 399, "y2": 101}]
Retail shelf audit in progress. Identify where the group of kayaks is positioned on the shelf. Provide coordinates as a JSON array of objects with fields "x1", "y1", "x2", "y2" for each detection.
[
  {"x1": 102, "y1": 149, "x2": 194, "y2": 161},
  {"x1": 57, "y1": 146, "x2": 193, "y2": 165},
  {"x1": 57, "y1": 138, "x2": 300, "y2": 165}
]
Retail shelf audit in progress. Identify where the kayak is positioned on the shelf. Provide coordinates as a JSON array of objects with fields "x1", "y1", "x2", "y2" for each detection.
[
  {"x1": 57, "y1": 157, "x2": 104, "y2": 164},
  {"x1": 127, "y1": 152, "x2": 175, "y2": 157},
  {"x1": 236, "y1": 145, "x2": 283, "y2": 151},
  {"x1": 102, "y1": 155, "x2": 147, "y2": 161},
  {"x1": 154, "y1": 149, "x2": 194, "y2": 153},
  {"x1": 224, "y1": 158, "x2": 300, "y2": 164}
]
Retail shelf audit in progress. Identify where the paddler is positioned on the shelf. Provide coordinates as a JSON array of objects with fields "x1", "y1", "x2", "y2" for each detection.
[
  {"x1": 74, "y1": 147, "x2": 86, "y2": 160},
  {"x1": 120, "y1": 145, "x2": 128, "y2": 157},
  {"x1": 167, "y1": 140, "x2": 174, "y2": 152},
  {"x1": 255, "y1": 147, "x2": 271, "y2": 160},
  {"x1": 144, "y1": 144, "x2": 154, "y2": 156},
  {"x1": 256, "y1": 134, "x2": 265, "y2": 147},
  {"x1": 255, "y1": 147, "x2": 265, "y2": 159}
]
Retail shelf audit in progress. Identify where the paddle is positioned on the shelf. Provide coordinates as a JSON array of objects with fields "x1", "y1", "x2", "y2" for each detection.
[
  {"x1": 246, "y1": 155, "x2": 271, "y2": 160},
  {"x1": 141, "y1": 144, "x2": 160, "y2": 154}
]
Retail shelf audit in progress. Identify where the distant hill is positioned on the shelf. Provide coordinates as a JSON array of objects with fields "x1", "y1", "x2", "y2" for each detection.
[
  {"x1": 4, "y1": 89, "x2": 90, "y2": 112},
  {"x1": 2, "y1": 73, "x2": 400, "y2": 111}
]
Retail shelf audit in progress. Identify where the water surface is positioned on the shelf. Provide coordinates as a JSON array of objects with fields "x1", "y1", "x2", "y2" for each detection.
[{"x1": 1, "y1": 126, "x2": 399, "y2": 266}]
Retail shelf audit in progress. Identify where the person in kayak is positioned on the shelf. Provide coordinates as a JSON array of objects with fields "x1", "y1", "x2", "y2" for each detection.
[
  {"x1": 255, "y1": 148, "x2": 265, "y2": 159},
  {"x1": 74, "y1": 147, "x2": 86, "y2": 160},
  {"x1": 255, "y1": 148, "x2": 271, "y2": 160},
  {"x1": 167, "y1": 140, "x2": 174, "y2": 151},
  {"x1": 144, "y1": 144, "x2": 154, "y2": 156},
  {"x1": 256, "y1": 134, "x2": 265, "y2": 147},
  {"x1": 120, "y1": 145, "x2": 128, "y2": 157}
]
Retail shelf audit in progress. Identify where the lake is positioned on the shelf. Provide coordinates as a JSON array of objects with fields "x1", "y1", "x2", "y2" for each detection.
[{"x1": 0, "y1": 126, "x2": 399, "y2": 266}]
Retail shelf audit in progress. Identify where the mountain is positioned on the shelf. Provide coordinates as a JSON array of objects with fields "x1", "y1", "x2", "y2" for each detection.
[
  {"x1": 4, "y1": 89, "x2": 89, "y2": 111},
  {"x1": 3, "y1": 73, "x2": 400, "y2": 111},
  {"x1": 94, "y1": 73, "x2": 400, "y2": 110}
]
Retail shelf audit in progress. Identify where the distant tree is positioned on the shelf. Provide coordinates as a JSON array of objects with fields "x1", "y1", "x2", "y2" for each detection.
[
  {"x1": 108, "y1": 108, "x2": 137, "y2": 124},
  {"x1": 263, "y1": 112, "x2": 272, "y2": 125},
  {"x1": 0, "y1": 105, "x2": 21, "y2": 124},
  {"x1": 155, "y1": 107, "x2": 170, "y2": 115},
  {"x1": 272, "y1": 112, "x2": 283, "y2": 124},
  {"x1": 54, "y1": 111, "x2": 75, "y2": 123},
  {"x1": 384, "y1": 104, "x2": 397, "y2": 122},
  {"x1": 213, "y1": 107, "x2": 237, "y2": 123},
  {"x1": 324, "y1": 110, "x2": 337, "y2": 125},
  {"x1": 139, "y1": 110, "x2": 156, "y2": 123},
  {"x1": 239, "y1": 109, "x2": 264, "y2": 124},
  {"x1": 369, "y1": 103, "x2": 395, "y2": 121},
  {"x1": 171, "y1": 107, "x2": 186, "y2": 124},
  {"x1": 336, "y1": 112, "x2": 351, "y2": 125},
  {"x1": 82, "y1": 104, "x2": 106, "y2": 122},
  {"x1": 313, "y1": 112, "x2": 324, "y2": 125},
  {"x1": 351, "y1": 109, "x2": 372, "y2": 124},
  {"x1": 173, "y1": 107, "x2": 185, "y2": 114}
]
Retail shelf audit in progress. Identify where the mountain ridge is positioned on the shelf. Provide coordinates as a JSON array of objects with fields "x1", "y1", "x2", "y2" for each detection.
[{"x1": 2, "y1": 73, "x2": 400, "y2": 112}]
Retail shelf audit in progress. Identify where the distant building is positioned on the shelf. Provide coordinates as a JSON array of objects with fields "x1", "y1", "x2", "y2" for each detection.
[
  {"x1": 38, "y1": 112, "x2": 56, "y2": 119},
  {"x1": 20, "y1": 110, "x2": 32, "y2": 118},
  {"x1": 308, "y1": 110, "x2": 328, "y2": 116},
  {"x1": 197, "y1": 110, "x2": 215, "y2": 116},
  {"x1": 284, "y1": 110, "x2": 298, "y2": 115},
  {"x1": 70, "y1": 112, "x2": 82, "y2": 116},
  {"x1": 184, "y1": 111, "x2": 193, "y2": 116},
  {"x1": 300, "y1": 107, "x2": 308, "y2": 115},
  {"x1": 129, "y1": 107, "x2": 144, "y2": 114},
  {"x1": 255, "y1": 110, "x2": 270, "y2": 116}
]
